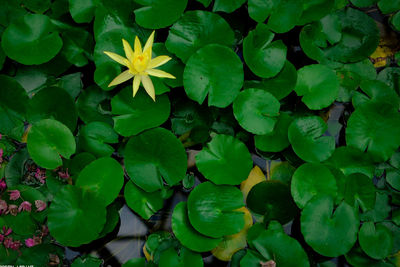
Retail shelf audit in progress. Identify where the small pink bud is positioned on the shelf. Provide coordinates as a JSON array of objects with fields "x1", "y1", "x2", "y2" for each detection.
[
  {"x1": 18, "y1": 201, "x2": 32, "y2": 212},
  {"x1": 0, "y1": 179, "x2": 6, "y2": 191},
  {"x1": 8, "y1": 190, "x2": 20, "y2": 201},
  {"x1": 25, "y1": 238, "x2": 35, "y2": 248},
  {"x1": 4, "y1": 228, "x2": 12, "y2": 236},
  {"x1": 35, "y1": 168, "x2": 46, "y2": 184},
  {"x1": 58, "y1": 168, "x2": 70, "y2": 180},
  {"x1": 0, "y1": 199, "x2": 7, "y2": 214},
  {"x1": 0, "y1": 234, "x2": 4, "y2": 242},
  {"x1": 3, "y1": 237, "x2": 12, "y2": 248},
  {"x1": 35, "y1": 200, "x2": 47, "y2": 212},
  {"x1": 7, "y1": 204, "x2": 18, "y2": 216}
]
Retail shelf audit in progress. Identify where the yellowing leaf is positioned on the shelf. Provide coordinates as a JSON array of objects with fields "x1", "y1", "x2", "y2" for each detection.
[
  {"x1": 370, "y1": 34, "x2": 400, "y2": 68},
  {"x1": 240, "y1": 166, "x2": 266, "y2": 200},
  {"x1": 143, "y1": 243, "x2": 152, "y2": 262},
  {"x1": 211, "y1": 207, "x2": 253, "y2": 261}
]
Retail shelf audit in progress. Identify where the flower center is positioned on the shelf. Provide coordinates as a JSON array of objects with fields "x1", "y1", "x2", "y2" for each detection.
[{"x1": 132, "y1": 53, "x2": 149, "y2": 73}]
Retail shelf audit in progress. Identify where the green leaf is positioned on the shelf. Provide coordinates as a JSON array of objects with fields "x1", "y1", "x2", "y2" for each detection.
[
  {"x1": 5, "y1": 149, "x2": 29, "y2": 187},
  {"x1": 62, "y1": 28, "x2": 93, "y2": 67},
  {"x1": 122, "y1": 258, "x2": 147, "y2": 267},
  {"x1": 48, "y1": 185, "x2": 107, "y2": 246},
  {"x1": 134, "y1": 0, "x2": 188, "y2": 29},
  {"x1": 255, "y1": 112, "x2": 293, "y2": 153},
  {"x1": 1, "y1": 14, "x2": 63, "y2": 65},
  {"x1": 344, "y1": 173, "x2": 376, "y2": 212},
  {"x1": 248, "y1": 0, "x2": 275, "y2": 22},
  {"x1": 301, "y1": 196, "x2": 359, "y2": 257},
  {"x1": 360, "y1": 192, "x2": 390, "y2": 222},
  {"x1": 391, "y1": 11, "x2": 400, "y2": 31},
  {"x1": 16, "y1": 244, "x2": 62, "y2": 266},
  {"x1": 57, "y1": 72, "x2": 84, "y2": 99},
  {"x1": 27, "y1": 86, "x2": 78, "y2": 132},
  {"x1": 244, "y1": 60, "x2": 297, "y2": 101},
  {"x1": 125, "y1": 127, "x2": 187, "y2": 192},
  {"x1": 22, "y1": 0, "x2": 51, "y2": 13},
  {"x1": 111, "y1": 87, "x2": 170, "y2": 137},
  {"x1": 352, "y1": 80, "x2": 400, "y2": 109},
  {"x1": 172, "y1": 202, "x2": 222, "y2": 252},
  {"x1": 124, "y1": 181, "x2": 164, "y2": 220},
  {"x1": 288, "y1": 116, "x2": 335, "y2": 163},
  {"x1": 294, "y1": 64, "x2": 340, "y2": 110},
  {"x1": 250, "y1": 221, "x2": 310, "y2": 267},
  {"x1": 298, "y1": 0, "x2": 334, "y2": 25},
  {"x1": 378, "y1": 0, "x2": 400, "y2": 14},
  {"x1": 346, "y1": 100, "x2": 400, "y2": 162},
  {"x1": 247, "y1": 181, "x2": 298, "y2": 224},
  {"x1": 166, "y1": 11, "x2": 235, "y2": 63},
  {"x1": 243, "y1": 24, "x2": 287, "y2": 79},
  {"x1": 3, "y1": 212, "x2": 37, "y2": 236},
  {"x1": 159, "y1": 247, "x2": 203, "y2": 267},
  {"x1": 71, "y1": 255, "x2": 103, "y2": 267},
  {"x1": 27, "y1": 119, "x2": 76, "y2": 169},
  {"x1": 233, "y1": 89, "x2": 280, "y2": 135},
  {"x1": 76, "y1": 157, "x2": 124, "y2": 206},
  {"x1": 98, "y1": 202, "x2": 121, "y2": 238},
  {"x1": 69, "y1": 0, "x2": 98, "y2": 23},
  {"x1": 350, "y1": 0, "x2": 379, "y2": 7},
  {"x1": 183, "y1": 44, "x2": 244, "y2": 108},
  {"x1": 195, "y1": 134, "x2": 253, "y2": 185},
  {"x1": 359, "y1": 222, "x2": 393, "y2": 259},
  {"x1": 77, "y1": 85, "x2": 113, "y2": 125},
  {"x1": 153, "y1": 43, "x2": 184, "y2": 88},
  {"x1": 212, "y1": 0, "x2": 246, "y2": 13},
  {"x1": 187, "y1": 182, "x2": 245, "y2": 238},
  {"x1": 79, "y1": 122, "x2": 118, "y2": 157},
  {"x1": 291, "y1": 163, "x2": 338, "y2": 209},
  {"x1": 377, "y1": 67, "x2": 400, "y2": 95}
]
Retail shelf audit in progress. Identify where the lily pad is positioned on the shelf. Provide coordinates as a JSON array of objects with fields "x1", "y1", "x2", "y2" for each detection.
[
  {"x1": 233, "y1": 89, "x2": 280, "y2": 135},
  {"x1": 247, "y1": 181, "x2": 298, "y2": 224},
  {"x1": 344, "y1": 173, "x2": 375, "y2": 212},
  {"x1": 124, "y1": 181, "x2": 164, "y2": 220},
  {"x1": 291, "y1": 163, "x2": 338, "y2": 209},
  {"x1": 172, "y1": 202, "x2": 222, "y2": 252},
  {"x1": 124, "y1": 127, "x2": 187, "y2": 192},
  {"x1": 243, "y1": 24, "x2": 287, "y2": 79},
  {"x1": 300, "y1": 196, "x2": 359, "y2": 257},
  {"x1": 159, "y1": 247, "x2": 203, "y2": 267},
  {"x1": 76, "y1": 157, "x2": 124, "y2": 206},
  {"x1": 111, "y1": 87, "x2": 170, "y2": 137},
  {"x1": 183, "y1": 44, "x2": 244, "y2": 108},
  {"x1": 27, "y1": 119, "x2": 76, "y2": 169},
  {"x1": 187, "y1": 182, "x2": 245, "y2": 238},
  {"x1": 1, "y1": 14, "x2": 63, "y2": 65},
  {"x1": 48, "y1": 185, "x2": 107, "y2": 247},
  {"x1": 212, "y1": 0, "x2": 246, "y2": 13},
  {"x1": 195, "y1": 134, "x2": 253, "y2": 185},
  {"x1": 79, "y1": 122, "x2": 118, "y2": 157},
  {"x1": 359, "y1": 222, "x2": 393, "y2": 259},
  {"x1": 134, "y1": 0, "x2": 188, "y2": 29},
  {"x1": 166, "y1": 11, "x2": 234, "y2": 62},
  {"x1": 288, "y1": 116, "x2": 335, "y2": 163},
  {"x1": 346, "y1": 100, "x2": 400, "y2": 162},
  {"x1": 69, "y1": 0, "x2": 98, "y2": 23},
  {"x1": 27, "y1": 86, "x2": 78, "y2": 131},
  {"x1": 255, "y1": 112, "x2": 293, "y2": 153},
  {"x1": 77, "y1": 85, "x2": 113, "y2": 125}
]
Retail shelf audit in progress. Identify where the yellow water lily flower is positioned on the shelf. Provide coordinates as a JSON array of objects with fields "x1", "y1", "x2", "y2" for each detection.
[{"x1": 103, "y1": 31, "x2": 175, "y2": 101}]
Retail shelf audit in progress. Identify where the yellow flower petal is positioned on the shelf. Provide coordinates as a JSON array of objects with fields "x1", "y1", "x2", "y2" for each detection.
[
  {"x1": 146, "y1": 69, "x2": 176, "y2": 79},
  {"x1": 122, "y1": 39, "x2": 134, "y2": 62},
  {"x1": 143, "y1": 31, "x2": 155, "y2": 56},
  {"x1": 141, "y1": 75, "x2": 155, "y2": 101},
  {"x1": 148, "y1": 56, "x2": 172, "y2": 69},
  {"x1": 108, "y1": 70, "x2": 133, "y2": 87},
  {"x1": 104, "y1": 51, "x2": 128, "y2": 66},
  {"x1": 133, "y1": 75, "x2": 141, "y2": 97},
  {"x1": 134, "y1": 36, "x2": 142, "y2": 57}
]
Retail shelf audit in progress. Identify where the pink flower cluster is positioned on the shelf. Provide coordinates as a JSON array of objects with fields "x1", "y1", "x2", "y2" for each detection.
[
  {"x1": 0, "y1": 190, "x2": 47, "y2": 216},
  {"x1": 35, "y1": 168, "x2": 46, "y2": 184},
  {"x1": 0, "y1": 227, "x2": 21, "y2": 251}
]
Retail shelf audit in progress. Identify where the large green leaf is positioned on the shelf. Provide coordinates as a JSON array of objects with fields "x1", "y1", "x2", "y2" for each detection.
[
  {"x1": 69, "y1": 0, "x2": 98, "y2": 23},
  {"x1": 183, "y1": 44, "x2": 243, "y2": 108},
  {"x1": 134, "y1": 0, "x2": 188, "y2": 29},
  {"x1": 288, "y1": 116, "x2": 335, "y2": 163},
  {"x1": 124, "y1": 127, "x2": 187, "y2": 192},
  {"x1": 77, "y1": 85, "x2": 113, "y2": 125},
  {"x1": 76, "y1": 157, "x2": 124, "y2": 206},
  {"x1": 243, "y1": 24, "x2": 287, "y2": 79},
  {"x1": 166, "y1": 11, "x2": 235, "y2": 62},
  {"x1": 27, "y1": 86, "x2": 78, "y2": 131},
  {"x1": 294, "y1": 64, "x2": 340, "y2": 110},
  {"x1": 346, "y1": 100, "x2": 400, "y2": 162},
  {"x1": 159, "y1": 247, "x2": 203, "y2": 267},
  {"x1": 1, "y1": 14, "x2": 63, "y2": 65},
  {"x1": 195, "y1": 134, "x2": 252, "y2": 185},
  {"x1": 79, "y1": 122, "x2": 118, "y2": 157},
  {"x1": 111, "y1": 87, "x2": 170, "y2": 137},
  {"x1": 378, "y1": 0, "x2": 400, "y2": 14},
  {"x1": 187, "y1": 182, "x2": 245, "y2": 238},
  {"x1": 301, "y1": 196, "x2": 359, "y2": 257},
  {"x1": 172, "y1": 202, "x2": 222, "y2": 252},
  {"x1": 344, "y1": 173, "x2": 375, "y2": 212},
  {"x1": 212, "y1": 0, "x2": 246, "y2": 13},
  {"x1": 359, "y1": 222, "x2": 393, "y2": 260},
  {"x1": 124, "y1": 181, "x2": 164, "y2": 220},
  {"x1": 48, "y1": 185, "x2": 107, "y2": 247},
  {"x1": 27, "y1": 119, "x2": 76, "y2": 169}
]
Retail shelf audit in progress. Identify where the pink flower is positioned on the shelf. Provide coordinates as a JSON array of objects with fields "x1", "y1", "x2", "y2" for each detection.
[
  {"x1": 0, "y1": 234, "x2": 4, "y2": 243},
  {"x1": 3, "y1": 237, "x2": 12, "y2": 248},
  {"x1": 10, "y1": 240, "x2": 21, "y2": 250},
  {"x1": 0, "y1": 179, "x2": 6, "y2": 191},
  {"x1": 3, "y1": 226, "x2": 12, "y2": 236},
  {"x1": 18, "y1": 201, "x2": 32, "y2": 212},
  {"x1": 0, "y1": 199, "x2": 7, "y2": 214},
  {"x1": 35, "y1": 200, "x2": 47, "y2": 212},
  {"x1": 35, "y1": 168, "x2": 46, "y2": 184},
  {"x1": 8, "y1": 190, "x2": 20, "y2": 201},
  {"x1": 25, "y1": 238, "x2": 35, "y2": 247},
  {"x1": 7, "y1": 204, "x2": 18, "y2": 216},
  {"x1": 58, "y1": 168, "x2": 70, "y2": 180},
  {"x1": 0, "y1": 133, "x2": 2, "y2": 139}
]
